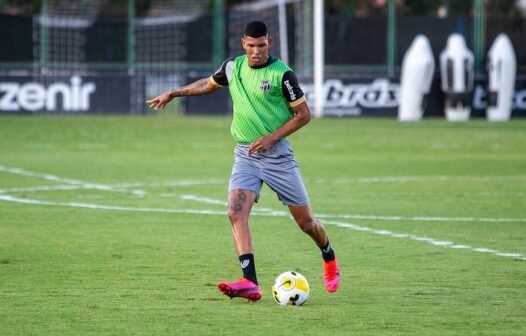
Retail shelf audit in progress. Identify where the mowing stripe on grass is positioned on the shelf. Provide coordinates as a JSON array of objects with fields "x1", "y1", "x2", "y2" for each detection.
[{"x1": 1, "y1": 193, "x2": 524, "y2": 261}]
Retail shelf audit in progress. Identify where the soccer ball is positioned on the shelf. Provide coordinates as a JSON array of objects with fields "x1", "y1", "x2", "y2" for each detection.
[{"x1": 272, "y1": 271, "x2": 310, "y2": 306}]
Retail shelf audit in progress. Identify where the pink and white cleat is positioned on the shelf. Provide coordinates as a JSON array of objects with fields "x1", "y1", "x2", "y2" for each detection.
[
  {"x1": 217, "y1": 278, "x2": 262, "y2": 302},
  {"x1": 323, "y1": 258, "x2": 340, "y2": 293}
]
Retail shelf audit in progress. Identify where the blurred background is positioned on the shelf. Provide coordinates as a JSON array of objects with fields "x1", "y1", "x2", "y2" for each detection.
[{"x1": 0, "y1": 0, "x2": 524, "y2": 117}]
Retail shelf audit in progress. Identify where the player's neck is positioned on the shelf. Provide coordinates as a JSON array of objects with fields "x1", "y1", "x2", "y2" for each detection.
[{"x1": 248, "y1": 55, "x2": 272, "y2": 69}]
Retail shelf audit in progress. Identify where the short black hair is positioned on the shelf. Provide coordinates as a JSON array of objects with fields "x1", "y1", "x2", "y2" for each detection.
[{"x1": 244, "y1": 21, "x2": 268, "y2": 38}]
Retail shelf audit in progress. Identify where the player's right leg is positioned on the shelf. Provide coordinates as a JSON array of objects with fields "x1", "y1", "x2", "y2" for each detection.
[{"x1": 217, "y1": 189, "x2": 262, "y2": 301}]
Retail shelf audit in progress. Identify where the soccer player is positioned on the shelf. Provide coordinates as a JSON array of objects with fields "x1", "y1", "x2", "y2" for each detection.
[{"x1": 147, "y1": 21, "x2": 340, "y2": 301}]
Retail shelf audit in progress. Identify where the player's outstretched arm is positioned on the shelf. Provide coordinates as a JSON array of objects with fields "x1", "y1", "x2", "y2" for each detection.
[{"x1": 146, "y1": 77, "x2": 220, "y2": 110}]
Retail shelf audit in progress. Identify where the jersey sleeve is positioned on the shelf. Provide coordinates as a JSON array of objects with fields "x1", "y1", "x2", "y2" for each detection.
[
  {"x1": 281, "y1": 70, "x2": 306, "y2": 107},
  {"x1": 210, "y1": 57, "x2": 235, "y2": 87}
]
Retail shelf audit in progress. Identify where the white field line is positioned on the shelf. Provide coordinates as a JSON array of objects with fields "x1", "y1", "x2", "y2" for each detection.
[
  {"x1": 111, "y1": 180, "x2": 225, "y2": 188},
  {"x1": 316, "y1": 213, "x2": 526, "y2": 223},
  {"x1": 9, "y1": 174, "x2": 522, "y2": 192},
  {"x1": 2, "y1": 166, "x2": 526, "y2": 223},
  {"x1": 180, "y1": 194, "x2": 228, "y2": 206},
  {"x1": 0, "y1": 194, "x2": 226, "y2": 216},
  {"x1": 181, "y1": 194, "x2": 526, "y2": 224},
  {"x1": 0, "y1": 180, "x2": 225, "y2": 194},
  {"x1": 310, "y1": 175, "x2": 526, "y2": 184},
  {"x1": 180, "y1": 194, "x2": 280, "y2": 213},
  {"x1": 0, "y1": 165, "x2": 87, "y2": 185},
  {"x1": 4, "y1": 182, "x2": 525, "y2": 225},
  {"x1": 323, "y1": 220, "x2": 526, "y2": 260},
  {"x1": 0, "y1": 184, "x2": 88, "y2": 193},
  {"x1": 51, "y1": 174, "x2": 526, "y2": 188},
  {"x1": 2, "y1": 166, "x2": 525, "y2": 259},
  {"x1": 0, "y1": 194, "x2": 524, "y2": 261},
  {"x1": 0, "y1": 165, "x2": 147, "y2": 196},
  {"x1": 0, "y1": 184, "x2": 147, "y2": 197}
]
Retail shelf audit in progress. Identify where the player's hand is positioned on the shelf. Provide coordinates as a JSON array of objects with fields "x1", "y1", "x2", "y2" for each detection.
[
  {"x1": 146, "y1": 92, "x2": 173, "y2": 110},
  {"x1": 248, "y1": 135, "x2": 278, "y2": 156}
]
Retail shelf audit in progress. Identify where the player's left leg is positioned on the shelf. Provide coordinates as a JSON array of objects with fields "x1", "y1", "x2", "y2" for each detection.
[
  {"x1": 259, "y1": 138, "x2": 340, "y2": 292},
  {"x1": 288, "y1": 204, "x2": 327, "y2": 246},
  {"x1": 288, "y1": 205, "x2": 340, "y2": 293},
  {"x1": 217, "y1": 189, "x2": 262, "y2": 301}
]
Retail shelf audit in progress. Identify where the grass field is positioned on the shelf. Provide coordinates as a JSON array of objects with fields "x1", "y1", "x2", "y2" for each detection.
[{"x1": 0, "y1": 116, "x2": 525, "y2": 335}]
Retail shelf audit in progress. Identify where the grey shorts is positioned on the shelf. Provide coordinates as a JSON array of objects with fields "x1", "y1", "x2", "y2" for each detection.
[{"x1": 229, "y1": 139, "x2": 310, "y2": 206}]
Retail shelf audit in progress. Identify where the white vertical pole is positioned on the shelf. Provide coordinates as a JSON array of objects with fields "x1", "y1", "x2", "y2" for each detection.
[
  {"x1": 314, "y1": 0, "x2": 324, "y2": 117},
  {"x1": 278, "y1": 0, "x2": 289, "y2": 64}
]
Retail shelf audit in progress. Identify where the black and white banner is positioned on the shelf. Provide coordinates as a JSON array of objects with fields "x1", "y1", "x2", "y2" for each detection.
[
  {"x1": 0, "y1": 75, "x2": 132, "y2": 114},
  {"x1": 302, "y1": 77, "x2": 526, "y2": 118},
  {"x1": 184, "y1": 74, "x2": 526, "y2": 118},
  {"x1": 301, "y1": 78, "x2": 399, "y2": 117},
  {"x1": 2, "y1": 74, "x2": 524, "y2": 117}
]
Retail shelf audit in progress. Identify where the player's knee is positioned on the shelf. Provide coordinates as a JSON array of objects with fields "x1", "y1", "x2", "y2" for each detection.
[
  {"x1": 296, "y1": 216, "x2": 317, "y2": 235},
  {"x1": 227, "y1": 208, "x2": 238, "y2": 223},
  {"x1": 228, "y1": 206, "x2": 246, "y2": 224}
]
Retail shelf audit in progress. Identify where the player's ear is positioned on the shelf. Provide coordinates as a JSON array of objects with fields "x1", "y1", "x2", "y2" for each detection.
[
  {"x1": 241, "y1": 37, "x2": 245, "y2": 48},
  {"x1": 267, "y1": 36, "x2": 272, "y2": 49}
]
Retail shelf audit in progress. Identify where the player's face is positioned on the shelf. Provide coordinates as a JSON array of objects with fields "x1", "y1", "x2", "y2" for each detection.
[{"x1": 241, "y1": 35, "x2": 272, "y2": 67}]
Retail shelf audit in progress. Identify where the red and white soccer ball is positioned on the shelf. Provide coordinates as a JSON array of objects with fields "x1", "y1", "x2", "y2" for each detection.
[{"x1": 272, "y1": 271, "x2": 310, "y2": 306}]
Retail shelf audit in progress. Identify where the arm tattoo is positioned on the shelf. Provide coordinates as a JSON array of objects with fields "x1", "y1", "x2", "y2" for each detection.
[{"x1": 170, "y1": 78, "x2": 215, "y2": 97}]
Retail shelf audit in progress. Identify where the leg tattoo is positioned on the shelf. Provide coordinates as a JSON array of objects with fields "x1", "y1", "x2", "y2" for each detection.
[{"x1": 230, "y1": 190, "x2": 247, "y2": 212}]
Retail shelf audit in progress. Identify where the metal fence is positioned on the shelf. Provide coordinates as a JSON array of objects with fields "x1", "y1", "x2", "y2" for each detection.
[
  {"x1": 0, "y1": 0, "x2": 524, "y2": 116},
  {"x1": 0, "y1": 0, "x2": 524, "y2": 75}
]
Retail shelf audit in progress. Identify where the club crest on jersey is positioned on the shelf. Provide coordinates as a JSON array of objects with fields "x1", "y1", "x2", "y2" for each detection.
[{"x1": 260, "y1": 80, "x2": 272, "y2": 92}]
